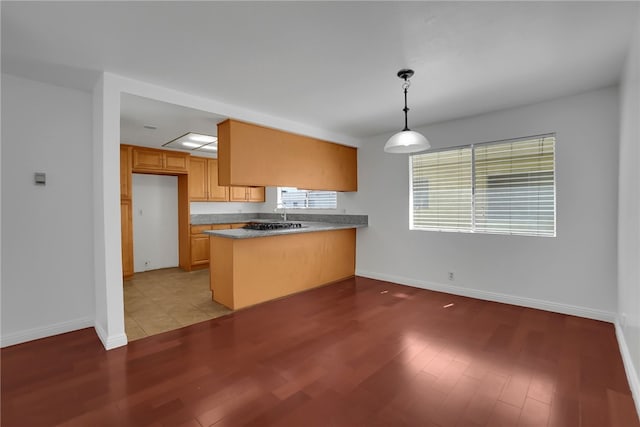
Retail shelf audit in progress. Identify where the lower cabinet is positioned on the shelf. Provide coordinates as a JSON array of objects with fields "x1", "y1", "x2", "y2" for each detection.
[
  {"x1": 190, "y1": 226, "x2": 212, "y2": 267},
  {"x1": 189, "y1": 223, "x2": 247, "y2": 269}
]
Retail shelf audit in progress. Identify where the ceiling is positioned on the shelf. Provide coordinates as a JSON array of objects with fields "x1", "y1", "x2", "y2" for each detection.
[
  {"x1": 2, "y1": 1, "x2": 638, "y2": 148},
  {"x1": 120, "y1": 94, "x2": 226, "y2": 154}
]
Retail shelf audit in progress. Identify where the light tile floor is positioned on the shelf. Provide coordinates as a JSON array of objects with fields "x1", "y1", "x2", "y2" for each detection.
[{"x1": 124, "y1": 268, "x2": 232, "y2": 341}]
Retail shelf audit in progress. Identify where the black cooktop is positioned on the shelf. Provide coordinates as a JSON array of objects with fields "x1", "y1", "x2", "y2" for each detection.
[{"x1": 243, "y1": 222, "x2": 303, "y2": 231}]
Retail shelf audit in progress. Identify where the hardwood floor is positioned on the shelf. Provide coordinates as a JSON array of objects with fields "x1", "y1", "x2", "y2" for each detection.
[{"x1": 2, "y1": 276, "x2": 638, "y2": 426}]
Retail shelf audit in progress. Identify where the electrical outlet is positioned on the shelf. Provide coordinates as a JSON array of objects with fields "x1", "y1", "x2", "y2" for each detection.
[
  {"x1": 144, "y1": 261, "x2": 150, "y2": 269},
  {"x1": 620, "y1": 313, "x2": 627, "y2": 327},
  {"x1": 448, "y1": 272, "x2": 454, "y2": 281}
]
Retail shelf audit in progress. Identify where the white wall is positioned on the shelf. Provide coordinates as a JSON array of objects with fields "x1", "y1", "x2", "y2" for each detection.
[
  {"x1": 617, "y1": 16, "x2": 640, "y2": 413},
  {"x1": 93, "y1": 74, "x2": 127, "y2": 349},
  {"x1": 356, "y1": 86, "x2": 619, "y2": 320},
  {"x1": 1, "y1": 74, "x2": 95, "y2": 346},
  {"x1": 132, "y1": 174, "x2": 178, "y2": 272},
  {"x1": 190, "y1": 200, "x2": 265, "y2": 215}
]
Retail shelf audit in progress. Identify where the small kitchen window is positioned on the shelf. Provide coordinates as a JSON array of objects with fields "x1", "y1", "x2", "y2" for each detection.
[{"x1": 277, "y1": 187, "x2": 337, "y2": 209}]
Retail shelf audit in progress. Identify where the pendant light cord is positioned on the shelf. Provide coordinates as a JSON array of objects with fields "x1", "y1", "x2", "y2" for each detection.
[{"x1": 402, "y1": 80, "x2": 410, "y2": 131}]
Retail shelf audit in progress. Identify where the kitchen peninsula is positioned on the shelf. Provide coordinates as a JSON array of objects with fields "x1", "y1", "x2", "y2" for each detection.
[{"x1": 204, "y1": 216, "x2": 366, "y2": 310}]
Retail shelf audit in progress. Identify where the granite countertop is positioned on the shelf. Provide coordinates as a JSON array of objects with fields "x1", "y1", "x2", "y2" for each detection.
[
  {"x1": 191, "y1": 212, "x2": 367, "y2": 226},
  {"x1": 193, "y1": 213, "x2": 367, "y2": 239},
  {"x1": 203, "y1": 220, "x2": 367, "y2": 239}
]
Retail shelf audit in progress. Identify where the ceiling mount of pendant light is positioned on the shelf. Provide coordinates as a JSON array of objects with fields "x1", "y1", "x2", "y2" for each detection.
[{"x1": 384, "y1": 69, "x2": 431, "y2": 154}]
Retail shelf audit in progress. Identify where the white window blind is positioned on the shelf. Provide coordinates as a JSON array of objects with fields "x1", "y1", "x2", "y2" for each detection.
[
  {"x1": 474, "y1": 137, "x2": 555, "y2": 236},
  {"x1": 278, "y1": 187, "x2": 337, "y2": 209},
  {"x1": 410, "y1": 134, "x2": 556, "y2": 237},
  {"x1": 410, "y1": 147, "x2": 472, "y2": 231}
]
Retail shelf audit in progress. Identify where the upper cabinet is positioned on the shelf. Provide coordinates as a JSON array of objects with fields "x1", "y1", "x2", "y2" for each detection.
[
  {"x1": 217, "y1": 119, "x2": 357, "y2": 191},
  {"x1": 131, "y1": 146, "x2": 189, "y2": 174},
  {"x1": 229, "y1": 186, "x2": 265, "y2": 202},
  {"x1": 188, "y1": 157, "x2": 208, "y2": 201},
  {"x1": 189, "y1": 156, "x2": 229, "y2": 202},
  {"x1": 208, "y1": 158, "x2": 230, "y2": 201},
  {"x1": 247, "y1": 186, "x2": 265, "y2": 202}
]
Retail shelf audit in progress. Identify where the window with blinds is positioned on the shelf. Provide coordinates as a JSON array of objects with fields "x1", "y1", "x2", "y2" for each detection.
[
  {"x1": 410, "y1": 147, "x2": 473, "y2": 231},
  {"x1": 277, "y1": 187, "x2": 337, "y2": 209},
  {"x1": 410, "y1": 134, "x2": 556, "y2": 237}
]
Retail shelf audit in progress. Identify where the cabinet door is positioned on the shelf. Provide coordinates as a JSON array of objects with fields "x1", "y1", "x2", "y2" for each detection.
[
  {"x1": 190, "y1": 234, "x2": 211, "y2": 266},
  {"x1": 189, "y1": 157, "x2": 208, "y2": 201},
  {"x1": 164, "y1": 151, "x2": 189, "y2": 173},
  {"x1": 247, "y1": 186, "x2": 265, "y2": 202},
  {"x1": 208, "y1": 159, "x2": 229, "y2": 201},
  {"x1": 132, "y1": 147, "x2": 164, "y2": 171},
  {"x1": 121, "y1": 200, "x2": 134, "y2": 278},
  {"x1": 229, "y1": 186, "x2": 248, "y2": 202},
  {"x1": 120, "y1": 146, "x2": 132, "y2": 200},
  {"x1": 190, "y1": 224, "x2": 230, "y2": 268}
]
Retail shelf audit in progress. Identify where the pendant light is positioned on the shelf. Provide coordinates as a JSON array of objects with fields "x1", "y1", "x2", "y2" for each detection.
[{"x1": 384, "y1": 69, "x2": 430, "y2": 153}]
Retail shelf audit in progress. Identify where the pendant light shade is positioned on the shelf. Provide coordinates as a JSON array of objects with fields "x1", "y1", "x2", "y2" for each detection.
[
  {"x1": 384, "y1": 69, "x2": 430, "y2": 154},
  {"x1": 384, "y1": 130, "x2": 430, "y2": 153}
]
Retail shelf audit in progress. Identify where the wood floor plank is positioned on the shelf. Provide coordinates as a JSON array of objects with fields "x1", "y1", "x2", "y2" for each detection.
[
  {"x1": 517, "y1": 396, "x2": 551, "y2": 427},
  {"x1": 486, "y1": 401, "x2": 523, "y2": 427},
  {"x1": 1, "y1": 276, "x2": 637, "y2": 427}
]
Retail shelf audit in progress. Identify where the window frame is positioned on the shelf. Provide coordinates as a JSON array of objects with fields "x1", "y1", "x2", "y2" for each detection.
[
  {"x1": 409, "y1": 133, "x2": 556, "y2": 237},
  {"x1": 276, "y1": 187, "x2": 338, "y2": 210}
]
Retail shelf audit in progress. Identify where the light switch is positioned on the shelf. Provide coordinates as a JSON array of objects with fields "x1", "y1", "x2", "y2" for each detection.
[{"x1": 34, "y1": 172, "x2": 46, "y2": 185}]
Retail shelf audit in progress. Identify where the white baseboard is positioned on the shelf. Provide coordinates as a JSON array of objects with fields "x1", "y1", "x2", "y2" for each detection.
[
  {"x1": 355, "y1": 270, "x2": 616, "y2": 323},
  {"x1": 615, "y1": 320, "x2": 640, "y2": 419},
  {"x1": 94, "y1": 323, "x2": 128, "y2": 350},
  {"x1": 0, "y1": 317, "x2": 94, "y2": 348}
]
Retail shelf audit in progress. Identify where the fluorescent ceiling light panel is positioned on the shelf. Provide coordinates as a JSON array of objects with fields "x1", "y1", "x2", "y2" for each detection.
[
  {"x1": 181, "y1": 141, "x2": 202, "y2": 148},
  {"x1": 189, "y1": 134, "x2": 216, "y2": 143},
  {"x1": 163, "y1": 132, "x2": 218, "y2": 154}
]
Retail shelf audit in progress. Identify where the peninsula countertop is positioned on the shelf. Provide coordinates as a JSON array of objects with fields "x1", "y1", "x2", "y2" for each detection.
[{"x1": 204, "y1": 221, "x2": 367, "y2": 239}]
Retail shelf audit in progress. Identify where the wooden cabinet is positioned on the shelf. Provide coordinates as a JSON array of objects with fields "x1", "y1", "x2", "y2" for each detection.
[
  {"x1": 132, "y1": 147, "x2": 163, "y2": 170},
  {"x1": 248, "y1": 187, "x2": 265, "y2": 202},
  {"x1": 207, "y1": 158, "x2": 229, "y2": 201},
  {"x1": 189, "y1": 224, "x2": 232, "y2": 269},
  {"x1": 120, "y1": 145, "x2": 132, "y2": 200},
  {"x1": 217, "y1": 119, "x2": 357, "y2": 191},
  {"x1": 120, "y1": 146, "x2": 134, "y2": 278},
  {"x1": 165, "y1": 151, "x2": 189, "y2": 173},
  {"x1": 190, "y1": 156, "x2": 263, "y2": 202},
  {"x1": 188, "y1": 157, "x2": 208, "y2": 201},
  {"x1": 229, "y1": 186, "x2": 248, "y2": 202},
  {"x1": 229, "y1": 186, "x2": 265, "y2": 202},
  {"x1": 121, "y1": 199, "x2": 134, "y2": 278},
  {"x1": 189, "y1": 157, "x2": 229, "y2": 201},
  {"x1": 131, "y1": 146, "x2": 189, "y2": 174},
  {"x1": 190, "y1": 225, "x2": 213, "y2": 267}
]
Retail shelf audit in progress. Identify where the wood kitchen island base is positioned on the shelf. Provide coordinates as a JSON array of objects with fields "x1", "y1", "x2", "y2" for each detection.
[{"x1": 209, "y1": 228, "x2": 356, "y2": 310}]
